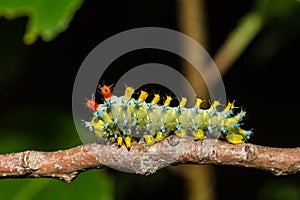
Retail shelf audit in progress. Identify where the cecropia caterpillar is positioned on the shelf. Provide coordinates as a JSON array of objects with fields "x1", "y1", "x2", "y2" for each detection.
[{"x1": 83, "y1": 84, "x2": 253, "y2": 149}]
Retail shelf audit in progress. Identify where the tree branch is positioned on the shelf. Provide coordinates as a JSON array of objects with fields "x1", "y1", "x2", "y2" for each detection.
[{"x1": 0, "y1": 136, "x2": 299, "y2": 183}]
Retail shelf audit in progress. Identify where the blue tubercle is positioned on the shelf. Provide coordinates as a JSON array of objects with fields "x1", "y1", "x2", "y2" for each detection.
[
  {"x1": 161, "y1": 106, "x2": 167, "y2": 115},
  {"x1": 93, "y1": 111, "x2": 103, "y2": 118},
  {"x1": 176, "y1": 107, "x2": 182, "y2": 115},
  {"x1": 209, "y1": 109, "x2": 217, "y2": 116},
  {"x1": 113, "y1": 118, "x2": 118, "y2": 125},
  {"x1": 221, "y1": 127, "x2": 227, "y2": 134},
  {"x1": 192, "y1": 125, "x2": 198, "y2": 131},
  {"x1": 146, "y1": 124, "x2": 151, "y2": 131},
  {"x1": 122, "y1": 120, "x2": 128, "y2": 127},
  {"x1": 224, "y1": 110, "x2": 233, "y2": 118},
  {"x1": 132, "y1": 120, "x2": 137, "y2": 127},
  {"x1": 176, "y1": 124, "x2": 181, "y2": 131},
  {"x1": 236, "y1": 111, "x2": 246, "y2": 121},
  {"x1": 105, "y1": 99, "x2": 112, "y2": 109},
  {"x1": 244, "y1": 130, "x2": 253, "y2": 140},
  {"x1": 207, "y1": 126, "x2": 213, "y2": 134},
  {"x1": 193, "y1": 108, "x2": 199, "y2": 115},
  {"x1": 232, "y1": 123, "x2": 240, "y2": 128},
  {"x1": 160, "y1": 125, "x2": 166, "y2": 133}
]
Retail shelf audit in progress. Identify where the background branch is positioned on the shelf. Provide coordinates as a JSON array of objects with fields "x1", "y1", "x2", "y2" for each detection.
[{"x1": 1, "y1": 136, "x2": 299, "y2": 183}]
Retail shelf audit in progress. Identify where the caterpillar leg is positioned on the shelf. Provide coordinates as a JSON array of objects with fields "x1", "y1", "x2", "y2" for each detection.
[
  {"x1": 110, "y1": 136, "x2": 116, "y2": 143},
  {"x1": 155, "y1": 131, "x2": 167, "y2": 142},
  {"x1": 192, "y1": 129, "x2": 205, "y2": 140},
  {"x1": 143, "y1": 134, "x2": 155, "y2": 146},
  {"x1": 226, "y1": 133, "x2": 244, "y2": 144},
  {"x1": 124, "y1": 136, "x2": 132, "y2": 149},
  {"x1": 175, "y1": 129, "x2": 187, "y2": 138},
  {"x1": 117, "y1": 136, "x2": 123, "y2": 147},
  {"x1": 117, "y1": 135, "x2": 132, "y2": 149}
]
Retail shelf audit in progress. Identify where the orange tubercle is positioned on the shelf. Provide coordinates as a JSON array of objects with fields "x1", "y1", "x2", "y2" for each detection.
[{"x1": 100, "y1": 84, "x2": 113, "y2": 100}]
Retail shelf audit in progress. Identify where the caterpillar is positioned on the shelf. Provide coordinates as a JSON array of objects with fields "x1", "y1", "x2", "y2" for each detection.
[{"x1": 83, "y1": 84, "x2": 253, "y2": 149}]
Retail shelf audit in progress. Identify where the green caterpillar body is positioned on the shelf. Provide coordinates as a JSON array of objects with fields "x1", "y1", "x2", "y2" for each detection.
[{"x1": 84, "y1": 85, "x2": 252, "y2": 148}]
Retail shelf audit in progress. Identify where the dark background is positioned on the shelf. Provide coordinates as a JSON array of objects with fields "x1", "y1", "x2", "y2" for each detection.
[{"x1": 0, "y1": 0, "x2": 299, "y2": 200}]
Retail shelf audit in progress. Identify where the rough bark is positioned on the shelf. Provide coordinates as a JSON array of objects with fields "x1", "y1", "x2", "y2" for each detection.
[{"x1": 0, "y1": 136, "x2": 299, "y2": 183}]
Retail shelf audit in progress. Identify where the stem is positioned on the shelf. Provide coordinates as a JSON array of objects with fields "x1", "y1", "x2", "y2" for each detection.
[
  {"x1": 214, "y1": 12, "x2": 264, "y2": 75},
  {"x1": 0, "y1": 136, "x2": 299, "y2": 183}
]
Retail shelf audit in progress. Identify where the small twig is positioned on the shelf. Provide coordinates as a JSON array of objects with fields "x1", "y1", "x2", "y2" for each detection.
[{"x1": 0, "y1": 136, "x2": 299, "y2": 183}]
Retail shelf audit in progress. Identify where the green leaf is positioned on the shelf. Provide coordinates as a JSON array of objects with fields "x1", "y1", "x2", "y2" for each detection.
[
  {"x1": 0, "y1": 0, "x2": 84, "y2": 44},
  {"x1": 254, "y1": 0, "x2": 300, "y2": 20},
  {"x1": 0, "y1": 170, "x2": 114, "y2": 200}
]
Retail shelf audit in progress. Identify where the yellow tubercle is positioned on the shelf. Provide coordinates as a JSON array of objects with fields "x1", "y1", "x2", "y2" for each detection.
[
  {"x1": 224, "y1": 101, "x2": 235, "y2": 112},
  {"x1": 138, "y1": 91, "x2": 148, "y2": 101},
  {"x1": 124, "y1": 87, "x2": 135, "y2": 99},
  {"x1": 179, "y1": 97, "x2": 187, "y2": 107},
  {"x1": 195, "y1": 98, "x2": 203, "y2": 108},
  {"x1": 164, "y1": 96, "x2": 172, "y2": 106},
  {"x1": 151, "y1": 94, "x2": 160, "y2": 104},
  {"x1": 210, "y1": 100, "x2": 220, "y2": 110}
]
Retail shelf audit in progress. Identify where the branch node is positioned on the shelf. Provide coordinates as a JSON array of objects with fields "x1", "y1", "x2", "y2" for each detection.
[
  {"x1": 56, "y1": 172, "x2": 79, "y2": 183},
  {"x1": 244, "y1": 143, "x2": 258, "y2": 161},
  {"x1": 134, "y1": 154, "x2": 160, "y2": 175},
  {"x1": 24, "y1": 151, "x2": 45, "y2": 171},
  {"x1": 167, "y1": 135, "x2": 180, "y2": 146}
]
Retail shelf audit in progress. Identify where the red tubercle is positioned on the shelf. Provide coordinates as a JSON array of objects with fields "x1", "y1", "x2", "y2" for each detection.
[{"x1": 86, "y1": 99, "x2": 99, "y2": 111}]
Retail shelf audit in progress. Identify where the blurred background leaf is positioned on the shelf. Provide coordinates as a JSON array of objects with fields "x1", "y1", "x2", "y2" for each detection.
[
  {"x1": 258, "y1": 178, "x2": 300, "y2": 200},
  {"x1": 0, "y1": 0, "x2": 84, "y2": 44},
  {"x1": 0, "y1": 169, "x2": 114, "y2": 200}
]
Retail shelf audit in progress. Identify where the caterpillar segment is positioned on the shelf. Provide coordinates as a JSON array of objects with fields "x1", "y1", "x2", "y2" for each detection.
[{"x1": 83, "y1": 84, "x2": 253, "y2": 149}]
